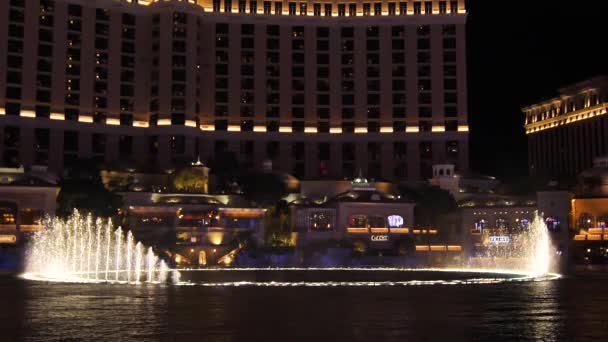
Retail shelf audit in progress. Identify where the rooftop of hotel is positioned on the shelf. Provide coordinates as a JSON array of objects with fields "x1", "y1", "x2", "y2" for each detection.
[{"x1": 522, "y1": 75, "x2": 608, "y2": 111}]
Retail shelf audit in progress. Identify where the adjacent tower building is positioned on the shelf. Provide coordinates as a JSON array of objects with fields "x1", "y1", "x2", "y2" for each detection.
[
  {"x1": 0, "y1": 0, "x2": 469, "y2": 181},
  {"x1": 523, "y1": 76, "x2": 608, "y2": 177}
]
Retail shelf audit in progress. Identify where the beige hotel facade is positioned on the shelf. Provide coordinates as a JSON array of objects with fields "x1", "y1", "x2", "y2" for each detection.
[
  {"x1": 523, "y1": 76, "x2": 608, "y2": 177},
  {"x1": 0, "y1": 0, "x2": 469, "y2": 181}
]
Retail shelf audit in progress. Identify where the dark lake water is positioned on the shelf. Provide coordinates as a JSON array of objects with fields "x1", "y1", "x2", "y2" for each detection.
[{"x1": 1, "y1": 268, "x2": 607, "y2": 341}]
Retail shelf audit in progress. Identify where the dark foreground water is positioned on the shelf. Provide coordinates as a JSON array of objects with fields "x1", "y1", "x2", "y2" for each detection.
[{"x1": 1, "y1": 268, "x2": 607, "y2": 341}]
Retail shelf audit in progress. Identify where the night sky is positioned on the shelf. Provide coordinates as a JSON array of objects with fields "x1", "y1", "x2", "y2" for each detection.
[{"x1": 466, "y1": 0, "x2": 608, "y2": 180}]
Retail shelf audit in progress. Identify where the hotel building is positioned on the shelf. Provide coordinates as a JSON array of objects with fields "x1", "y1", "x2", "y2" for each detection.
[
  {"x1": 0, "y1": 0, "x2": 469, "y2": 181},
  {"x1": 523, "y1": 76, "x2": 608, "y2": 177}
]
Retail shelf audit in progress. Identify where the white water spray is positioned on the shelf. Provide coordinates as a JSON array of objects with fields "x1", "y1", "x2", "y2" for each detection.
[{"x1": 24, "y1": 211, "x2": 173, "y2": 284}]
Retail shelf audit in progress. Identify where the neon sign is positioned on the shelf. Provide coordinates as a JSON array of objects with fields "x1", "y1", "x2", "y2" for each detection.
[
  {"x1": 387, "y1": 215, "x2": 404, "y2": 228},
  {"x1": 489, "y1": 236, "x2": 510, "y2": 244},
  {"x1": 371, "y1": 235, "x2": 389, "y2": 242}
]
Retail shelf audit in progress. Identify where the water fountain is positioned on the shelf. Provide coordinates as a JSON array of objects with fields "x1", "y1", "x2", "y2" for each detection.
[
  {"x1": 525, "y1": 213, "x2": 552, "y2": 276},
  {"x1": 22, "y1": 211, "x2": 556, "y2": 287},
  {"x1": 23, "y1": 210, "x2": 174, "y2": 284}
]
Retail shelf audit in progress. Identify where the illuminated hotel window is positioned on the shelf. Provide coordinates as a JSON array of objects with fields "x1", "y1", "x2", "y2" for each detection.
[
  {"x1": 274, "y1": 2, "x2": 282, "y2": 14},
  {"x1": 450, "y1": 1, "x2": 458, "y2": 13},
  {"x1": 314, "y1": 3, "x2": 321, "y2": 16},
  {"x1": 264, "y1": 1, "x2": 271, "y2": 14},
  {"x1": 439, "y1": 1, "x2": 447, "y2": 13},
  {"x1": 288, "y1": 2, "x2": 296, "y2": 15},
  {"x1": 399, "y1": 2, "x2": 407, "y2": 14},
  {"x1": 363, "y1": 3, "x2": 371, "y2": 16},
  {"x1": 413, "y1": 1, "x2": 421, "y2": 14},
  {"x1": 374, "y1": 2, "x2": 382, "y2": 15},
  {"x1": 388, "y1": 2, "x2": 396, "y2": 15},
  {"x1": 250, "y1": 1, "x2": 257, "y2": 13},
  {"x1": 349, "y1": 4, "x2": 357, "y2": 16},
  {"x1": 424, "y1": 1, "x2": 432, "y2": 14},
  {"x1": 324, "y1": 4, "x2": 332, "y2": 16},
  {"x1": 338, "y1": 4, "x2": 345, "y2": 16}
]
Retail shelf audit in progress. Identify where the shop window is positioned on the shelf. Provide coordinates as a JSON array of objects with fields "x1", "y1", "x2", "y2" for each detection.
[
  {"x1": 368, "y1": 215, "x2": 385, "y2": 228},
  {"x1": 309, "y1": 212, "x2": 334, "y2": 231},
  {"x1": 348, "y1": 215, "x2": 367, "y2": 228},
  {"x1": 578, "y1": 213, "x2": 594, "y2": 229}
]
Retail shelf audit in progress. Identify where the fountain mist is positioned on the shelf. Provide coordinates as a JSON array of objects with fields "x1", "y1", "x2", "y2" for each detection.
[{"x1": 24, "y1": 211, "x2": 174, "y2": 284}]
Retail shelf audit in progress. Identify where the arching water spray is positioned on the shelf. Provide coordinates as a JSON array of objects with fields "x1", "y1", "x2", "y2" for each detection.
[{"x1": 23, "y1": 211, "x2": 175, "y2": 284}]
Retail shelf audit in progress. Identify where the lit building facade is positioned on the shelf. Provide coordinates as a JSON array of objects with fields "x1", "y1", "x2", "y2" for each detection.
[
  {"x1": 0, "y1": 166, "x2": 59, "y2": 245},
  {"x1": 523, "y1": 76, "x2": 608, "y2": 177},
  {"x1": 0, "y1": 0, "x2": 469, "y2": 181}
]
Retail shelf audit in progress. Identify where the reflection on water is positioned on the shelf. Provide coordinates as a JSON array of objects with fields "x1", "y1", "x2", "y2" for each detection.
[{"x1": 1, "y1": 272, "x2": 608, "y2": 341}]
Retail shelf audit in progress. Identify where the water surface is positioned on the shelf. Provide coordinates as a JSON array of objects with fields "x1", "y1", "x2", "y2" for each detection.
[{"x1": 1, "y1": 269, "x2": 607, "y2": 341}]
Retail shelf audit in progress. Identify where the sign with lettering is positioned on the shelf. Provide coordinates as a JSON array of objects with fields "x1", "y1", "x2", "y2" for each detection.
[
  {"x1": 387, "y1": 215, "x2": 404, "y2": 228},
  {"x1": 489, "y1": 236, "x2": 510, "y2": 244},
  {"x1": 0, "y1": 234, "x2": 17, "y2": 244},
  {"x1": 371, "y1": 235, "x2": 389, "y2": 242}
]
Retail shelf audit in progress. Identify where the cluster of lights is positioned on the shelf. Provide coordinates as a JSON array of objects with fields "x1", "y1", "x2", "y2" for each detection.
[
  {"x1": 135, "y1": 0, "x2": 467, "y2": 16},
  {"x1": 1, "y1": 108, "x2": 469, "y2": 135},
  {"x1": 525, "y1": 104, "x2": 608, "y2": 134}
]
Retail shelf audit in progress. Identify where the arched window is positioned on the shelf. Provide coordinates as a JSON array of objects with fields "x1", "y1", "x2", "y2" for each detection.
[{"x1": 578, "y1": 213, "x2": 595, "y2": 229}]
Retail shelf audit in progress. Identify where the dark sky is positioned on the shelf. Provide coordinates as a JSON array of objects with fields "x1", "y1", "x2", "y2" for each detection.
[{"x1": 466, "y1": 0, "x2": 608, "y2": 180}]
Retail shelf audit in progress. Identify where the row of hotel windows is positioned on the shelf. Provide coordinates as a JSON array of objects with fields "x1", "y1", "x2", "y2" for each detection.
[
  {"x1": 2, "y1": 104, "x2": 464, "y2": 132},
  {"x1": 211, "y1": 0, "x2": 459, "y2": 16},
  {"x1": 2, "y1": 126, "x2": 459, "y2": 159},
  {"x1": 212, "y1": 23, "x2": 459, "y2": 122},
  {"x1": 5, "y1": 1, "x2": 140, "y2": 125},
  {"x1": 4, "y1": 8, "x2": 460, "y2": 125}
]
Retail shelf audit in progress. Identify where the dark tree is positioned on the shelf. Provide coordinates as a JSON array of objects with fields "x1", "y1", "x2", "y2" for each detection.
[
  {"x1": 240, "y1": 172, "x2": 287, "y2": 207},
  {"x1": 57, "y1": 159, "x2": 123, "y2": 218},
  {"x1": 399, "y1": 185, "x2": 457, "y2": 228}
]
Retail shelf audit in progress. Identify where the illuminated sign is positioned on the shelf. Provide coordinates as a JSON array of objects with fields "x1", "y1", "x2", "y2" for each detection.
[
  {"x1": 489, "y1": 236, "x2": 510, "y2": 244},
  {"x1": 387, "y1": 215, "x2": 404, "y2": 228},
  {"x1": 0, "y1": 234, "x2": 17, "y2": 244},
  {"x1": 371, "y1": 235, "x2": 389, "y2": 242}
]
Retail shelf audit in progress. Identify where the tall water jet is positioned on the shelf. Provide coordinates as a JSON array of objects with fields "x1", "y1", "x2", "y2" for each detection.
[
  {"x1": 158, "y1": 261, "x2": 169, "y2": 283},
  {"x1": 115, "y1": 227, "x2": 123, "y2": 281},
  {"x1": 126, "y1": 231, "x2": 134, "y2": 282},
  {"x1": 85, "y1": 215, "x2": 93, "y2": 278},
  {"x1": 104, "y1": 221, "x2": 112, "y2": 280},
  {"x1": 147, "y1": 247, "x2": 156, "y2": 283},
  {"x1": 526, "y1": 214, "x2": 551, "y2": 276},
  {"x1": 134, "y1": 242, "x2": 143, "y2": 283},
  {"x1": 23, "y1": 210, "x2": 176, "y2": 284},
  {"x1": 94, "y1": 218, "x2": 101, "y2": 279}
]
